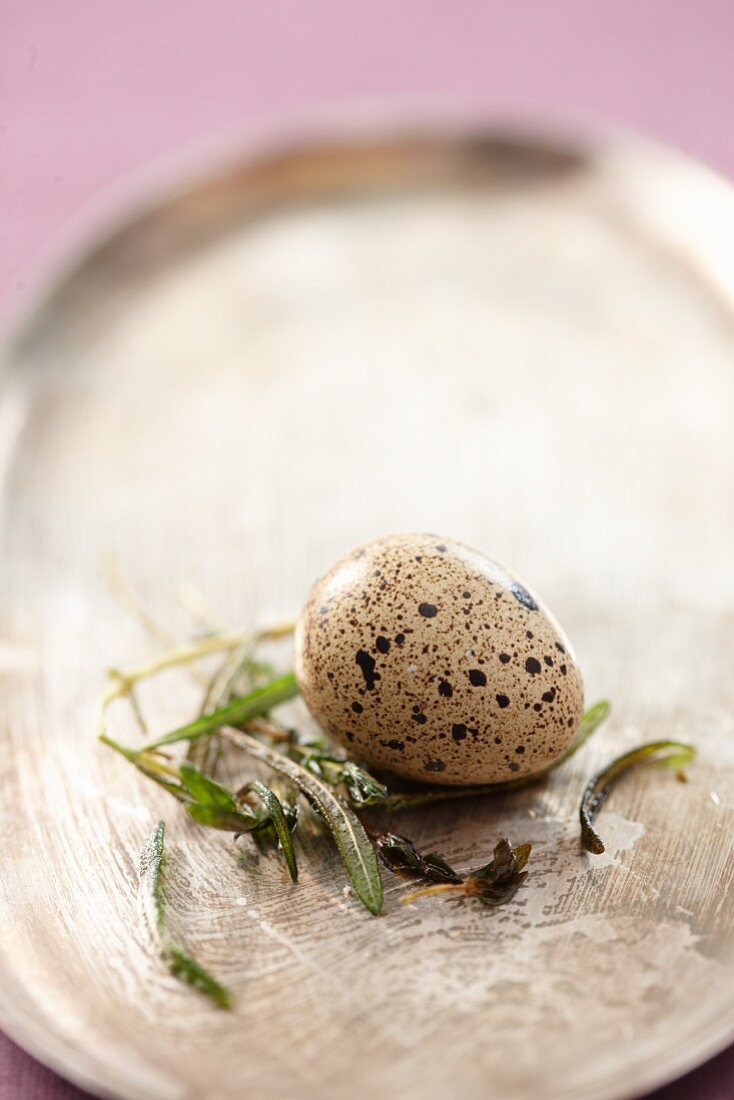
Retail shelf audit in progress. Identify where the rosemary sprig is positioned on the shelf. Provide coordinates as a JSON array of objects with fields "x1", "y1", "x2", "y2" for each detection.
[
  {"x1": 139, "y1": 821, "x2": 232, "y2": 1008},
  {"x1": 101, "y1": 736, "x2": 262, "y2": 831},
  {"x1": 580, "y1": 739, "x2": 696, "y2": 854},
  {"x1": 101, "y1": 675, "x2": 381, "y2": 910},
  {"x1": 221, "y1": 727, "x2": 383, "y2": 915},
  {"x1": 400, "y1": 838, "x2": 531, "y2": 906}
]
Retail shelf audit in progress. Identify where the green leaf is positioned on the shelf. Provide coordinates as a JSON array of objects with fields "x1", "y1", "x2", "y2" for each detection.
[
  {"x1": 376, "y1": 833, "x2": 462, "y2": 885},
  {"x1": 224, "y1": 728, "x2": 383, "y2": 915},
  {"x1": 571, "y1": 700, "x2": 611, "y2": 753},
  {"x1": 179, "y1": 761, "x2": 236, "y2": 811},
  {"x1": 139, "y1": 821, "x2": 232, "y2": 1008},
  {"x1": 140, "y1": 673, "x2": 300, "y2": 752},
  {"x1": 185, "y1": 804, "x2": 259, "y2": 832},
  {"x1": 467, "y1": 838, "x2": 532, "y2": 907},
  {"x1": 399, "y1": 836, "x2": 531, "y2": 907},
  {"x1": 245, "y1": 781, "x2": 298, "y2": 882},
  {"x1": 580, "y1": 739, "x2": 696, "y2": 854},
  {"x1": 251, "y1": 795, "x2": 299, "y2": 854},
  {"x1": 339, "y1": 761, "x2": 389, "y2": 808}
]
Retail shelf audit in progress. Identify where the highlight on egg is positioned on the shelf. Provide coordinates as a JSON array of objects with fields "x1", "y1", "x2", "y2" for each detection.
[{"x1": 294, "y1": 534, "x2": 584, "y2": 786}]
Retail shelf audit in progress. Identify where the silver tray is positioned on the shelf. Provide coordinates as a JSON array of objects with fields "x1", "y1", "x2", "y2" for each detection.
[{"x1": 1, "y1": 117, "x2": 733, "y2": 1100}]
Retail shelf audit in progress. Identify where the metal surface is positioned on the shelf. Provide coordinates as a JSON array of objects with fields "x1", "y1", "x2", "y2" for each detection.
[{"x1": 0, "y1": 122, "x2": 733, "y2": 1100}]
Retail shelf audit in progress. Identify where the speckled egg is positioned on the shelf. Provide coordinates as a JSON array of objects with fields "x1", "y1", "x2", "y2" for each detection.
[{"x1": 294, "y1": 534, "x2": 584, "y2": 786}]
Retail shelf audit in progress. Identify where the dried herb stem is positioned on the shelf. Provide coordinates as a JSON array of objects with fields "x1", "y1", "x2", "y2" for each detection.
[
  {"x1": 101, "y1": 554, "x2": 178, "y2": 652},
  {"x1": 97, "y1": 622, "x2": 296, "y2": 736},
  {"x1": 400, "y1": 882, "x2": 465, "y2": 904},
  {"x1": 580, "y1": 739, "x2": 696, "y2": 854}
]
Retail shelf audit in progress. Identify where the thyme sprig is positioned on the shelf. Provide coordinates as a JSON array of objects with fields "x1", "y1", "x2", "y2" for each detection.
[
  {"x1": 580, "y1": 739, "x2": 696, "y2": 854},
  {"x1": 139, "y1": 821, "x2": 232, "y2": 1008}
]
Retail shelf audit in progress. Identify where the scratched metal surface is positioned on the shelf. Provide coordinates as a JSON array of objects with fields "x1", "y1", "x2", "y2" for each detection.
[{"x1": 0, "y1": 123, "x2": 733, "y2": 1100}]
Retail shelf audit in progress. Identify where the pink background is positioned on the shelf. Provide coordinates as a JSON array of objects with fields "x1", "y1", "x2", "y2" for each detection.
[{"x1": 2, "y1": 1, "x2": 734, "y2": 1097}]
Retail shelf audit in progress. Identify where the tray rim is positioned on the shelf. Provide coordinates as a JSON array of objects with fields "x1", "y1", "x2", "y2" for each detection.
[
  {"x1": 4, "y1": 97, "x2": 734, "y2": 355},
  {"x1": 2, "y1": 108, "x2": 734, "y2": 1100}
]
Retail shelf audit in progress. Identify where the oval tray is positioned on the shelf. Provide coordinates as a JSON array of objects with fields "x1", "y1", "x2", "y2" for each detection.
[{"x1": 1, "y1": 118, "x2": 733, "y2": 1100}]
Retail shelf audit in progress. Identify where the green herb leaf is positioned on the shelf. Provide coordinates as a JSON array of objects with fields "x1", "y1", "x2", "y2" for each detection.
[
  {"x1": 580, "y1": 739, "x2": 696, "y2": 854},
  {"x1": 179, "y1": 761, "x2": 236, "y2": 811},
  {"x1": 140, "y1": 672, "x2": 300, "y2": 752},
  {"x1": 223, "y1": 728, "x2": 383, "y2": 915},
  {"x1": 579, "y1": 699, "x2": 611, "y2": 737},
  {"x1": 139, "y1": 821, "x2": 232, "y2": 1008},
  {"x1": 339, "y1": 761, "x2": 389, "y2": 809},
  {"x1": 376, "y1": 832, "x2": 462, "y2": 885},
  {"x1": 244, "y1": 781, "x2": 298, "y2": 882},
  {"x1": 567, "y1": 700, "x2": 611, "y2": 757},
  {"x1": 467, "y1": 838, "x2": 532, "y2": 906},
  {"x1": 185, "y1": 803, "x2": 259, "y2": 832},
  {"x1": 251, "y1": 793, "x2": 299, "y2": 854}
]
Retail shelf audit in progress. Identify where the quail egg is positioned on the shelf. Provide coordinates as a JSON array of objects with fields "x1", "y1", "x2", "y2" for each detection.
[{"x1": 294, "y1": 534, "x2": 584, "y2": 785}]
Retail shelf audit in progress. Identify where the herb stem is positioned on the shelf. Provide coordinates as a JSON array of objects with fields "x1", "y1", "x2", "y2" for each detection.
[
  {"x1": 97, "y1": 622, "x2": 296, "y2": 735},
  {"x1": 580, "y1": 739, "x2": 696, "y2": 854},
  {"x1": 101, "y1": 554, "x2": 178, "y2": 651},
  {"x1": 400, "y1": 883, "x2": 465, "y2": 905}
]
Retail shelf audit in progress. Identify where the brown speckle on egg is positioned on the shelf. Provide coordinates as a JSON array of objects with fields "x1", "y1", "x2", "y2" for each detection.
[{"x1": 294, "y1": 533, "x2": 585, "y2": 786}]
